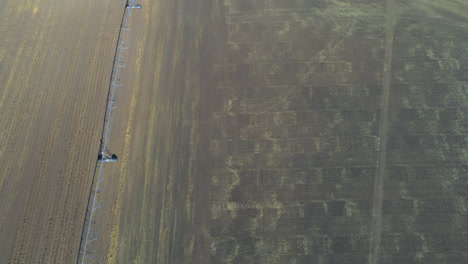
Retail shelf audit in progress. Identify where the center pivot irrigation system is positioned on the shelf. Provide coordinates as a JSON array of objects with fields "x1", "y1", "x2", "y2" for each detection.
[{"x1": 78, "y1": 1, "x2": 141, "y2": 263}]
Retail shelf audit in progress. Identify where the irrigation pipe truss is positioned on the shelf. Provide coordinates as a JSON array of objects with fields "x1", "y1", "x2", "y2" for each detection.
[{"x1": 78, "y1": 1, "x2": 141, "y2": 263}]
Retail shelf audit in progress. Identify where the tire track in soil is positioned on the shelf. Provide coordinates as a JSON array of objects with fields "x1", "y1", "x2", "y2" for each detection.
[{"x1": 368, "y1": 0, "x2": 396, "y2": 263}]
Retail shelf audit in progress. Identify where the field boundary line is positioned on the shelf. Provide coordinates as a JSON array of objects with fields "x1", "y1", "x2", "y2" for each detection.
[{"x1": 368, "y1": 0, "x2": 396, "y2": 264}]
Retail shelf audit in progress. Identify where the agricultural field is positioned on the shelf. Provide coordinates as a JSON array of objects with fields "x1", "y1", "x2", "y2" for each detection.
[
  {"x1": 0, "y1": 0, "x2": 467, "y2": 264},
  {"x1": 0, "y1": 0, "x2": 123, "y2": 263}
]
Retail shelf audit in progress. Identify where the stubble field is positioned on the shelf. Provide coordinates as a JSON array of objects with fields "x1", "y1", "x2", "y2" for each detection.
[{"x1": 1, "y1": 0, "x2": 468, "y2": 264}]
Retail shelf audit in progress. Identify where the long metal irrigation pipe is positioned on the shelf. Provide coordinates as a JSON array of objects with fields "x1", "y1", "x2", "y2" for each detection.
[{"x1": 80, "y1": 1, "x2": 138, "y2": 262}]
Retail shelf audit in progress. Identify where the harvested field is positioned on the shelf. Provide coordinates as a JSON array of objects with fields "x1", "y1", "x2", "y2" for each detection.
[
  {"x1": 0, "y1": 0, "x2": 123, "y2": 263},
  {"x1": 1, "y1": 0, "x2": 468, "y2": 264}
]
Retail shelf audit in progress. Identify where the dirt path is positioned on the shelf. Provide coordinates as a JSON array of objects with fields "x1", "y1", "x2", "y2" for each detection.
[{"x1": 368, "y1": 0, "x2": 396, "y2": 263}]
